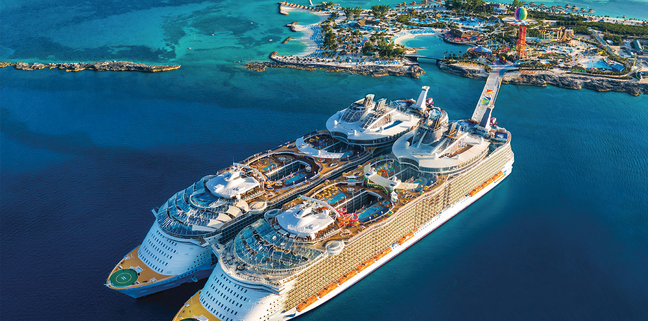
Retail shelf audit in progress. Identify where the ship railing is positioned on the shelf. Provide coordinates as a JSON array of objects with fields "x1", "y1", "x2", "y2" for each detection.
[
  {"x1": 222, "y1": 264, "x2": 284, "y2": 290},
  {"x1": 301, "y1": 130, "x2": 329, "y2": 140},
  {"x1": 366, "y1": 155, "x2": 397, "y2": 168},
  {"x1": 226, "y1": 245, "x2": 326, "y2": 286}
]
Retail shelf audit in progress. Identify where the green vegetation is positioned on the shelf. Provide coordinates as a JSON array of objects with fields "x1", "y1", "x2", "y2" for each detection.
[
  {"x1": 604, "y1": 33, "x2": 623, "y2": 46},
  {"x1": 397, "y1": 15, "x2": 411, "y2": 23},
  {"x1": 362, "y1": 42, "x2": 375, "y2": 55},
  {"x1": 376, "y1": 40, "x2": 405, "y2": 58},
  {"x1": 361, "y1": 37, "x2": 404, "y2": 59},
  {"x1": 342, "y1": 6, "x2": 364, "y2": 20},
  {"x1": 323, "y1": 31, "x2": 338, "y2": 51},
  {"x1": 445, "y1": 0, "x2": 492, "y2": 15},
  {"x1": 525, "y1": 11, "x2": 648, "y2": 38},
  {"x1": 371, "y1": 5, "x2": 390, "y2": 20},
  {"x1": 320, "y1": 2, "x2": 336, "y2": 10}
]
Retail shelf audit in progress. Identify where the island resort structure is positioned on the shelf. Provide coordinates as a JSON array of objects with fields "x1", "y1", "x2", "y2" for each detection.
[
  {"x1": 249, "y1": 2, "x2": 648, "y2": 95},
  {"x1": 105, "y1": 88, "x2": 430, "y2": 298},
  {"x1": 172, "y1": 78, "x2": 514, "y2": 321}
]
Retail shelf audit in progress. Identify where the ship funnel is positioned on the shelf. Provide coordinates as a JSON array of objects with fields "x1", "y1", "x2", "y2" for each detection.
[
  {"x1": 413, "y1": 86, "x2": 430, "y2": 111},
  {"x1": 376, "y1": 98, "x2": 386, "y2": 109},
  {"x1": 363, "y1": 94, "x2": 374, "y2": 107}
]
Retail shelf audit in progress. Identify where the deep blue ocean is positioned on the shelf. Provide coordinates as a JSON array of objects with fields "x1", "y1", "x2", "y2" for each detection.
[{"x1": 1, "y1": 0, "x2": 648, "y2": 320}]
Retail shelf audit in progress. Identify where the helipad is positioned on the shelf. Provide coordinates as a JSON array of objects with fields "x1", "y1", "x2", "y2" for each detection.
[{"x1": 109, "y1": 269, "x2": 138, "y2": 287}]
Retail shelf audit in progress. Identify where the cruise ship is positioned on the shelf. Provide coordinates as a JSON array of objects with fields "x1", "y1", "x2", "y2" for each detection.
[
  {"x1": 106, "y1": 88, "x2": 429, "y2": 298},
  {"x1": 172, "y1": 89, "x2": 514, "y2": 321}
]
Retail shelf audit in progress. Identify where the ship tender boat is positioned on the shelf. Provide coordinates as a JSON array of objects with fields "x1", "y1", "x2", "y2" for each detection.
[
  {"x1": 106, "y1": 88, "x2": 430, "y2": 298},
  {"x1": 172, "y1": 88, "x2": 514, "y2": 321}
]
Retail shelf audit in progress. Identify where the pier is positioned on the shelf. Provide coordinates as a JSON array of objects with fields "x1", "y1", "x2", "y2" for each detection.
[{"x1": 471, "y1": 63, "x2": 518, "y2": 127}]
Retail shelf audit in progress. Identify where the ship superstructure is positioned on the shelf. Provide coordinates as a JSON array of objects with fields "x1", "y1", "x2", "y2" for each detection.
[
  {"x1": 326, "y1": 87, "x2": 428, "y2": 146},
  {"x1": 106, "y1": 88, "x2": 429, "y2": 298},
  {"x1": 172, "y1": 90, "x2": 514, "y2": 321}
]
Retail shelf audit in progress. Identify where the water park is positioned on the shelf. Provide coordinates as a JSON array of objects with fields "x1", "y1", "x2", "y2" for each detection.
[
  {"x1": 249, "y1": 1, "x2": 648, "y2": 94},
  {"x1": 279, "y1": 157, "x2": 447, "y2": 243}
]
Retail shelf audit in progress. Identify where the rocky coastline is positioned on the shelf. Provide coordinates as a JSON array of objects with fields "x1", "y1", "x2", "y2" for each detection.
[
  {"x1": 247, "y1": 60, "x2": 425, "y2": 78},
  {"x1": 0, "y1": 61, "x2": 181, "y2": 73},
  {"x1": 437, "y1": 61, "x2": 647, "y2": 96}
]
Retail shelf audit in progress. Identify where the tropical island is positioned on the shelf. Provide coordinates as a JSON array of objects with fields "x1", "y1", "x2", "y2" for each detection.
[
  {"x1": 0, "y1": 61, "x2": 181, "y2": 73},
  {"x1": 248, "y1": 1, "x2": 648, "y2": 95}
]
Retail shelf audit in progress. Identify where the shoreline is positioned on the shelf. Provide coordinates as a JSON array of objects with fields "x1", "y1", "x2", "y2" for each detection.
[
  {"x1": 280, "y1": 5, "x2": 329, "y2": 57},
  {"x1": 393, "y1": 30, "x2": 444, "y2": 46},
  {"x1": 0, "y1": 61, "x2": 181, "y2": 73},
  {"x1": 247, "y1": 60, "x2": 425, "y2": 78},
  {"x1": 438, "y1": 61, "x2": 648, "y2": 96},
  {"x1": 263, "y1": 3, "x2": 647, "y2": 97}
]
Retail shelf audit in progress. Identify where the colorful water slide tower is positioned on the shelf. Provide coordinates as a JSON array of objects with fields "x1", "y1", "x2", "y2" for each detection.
[{"x1": 515, "y1": 8, "x2": 528, "y2": 58}]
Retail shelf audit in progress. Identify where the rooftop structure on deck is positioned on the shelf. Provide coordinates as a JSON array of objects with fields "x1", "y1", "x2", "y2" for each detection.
[
  {"x1": 392, "y1": 107, "x2": 492, "y2": 175},
  {"x1": 275, "y1": 201, "x2": 336, "y2": 239},
  {"x1": 326, "y1": 87, "x2": 430, "y2": 147}
]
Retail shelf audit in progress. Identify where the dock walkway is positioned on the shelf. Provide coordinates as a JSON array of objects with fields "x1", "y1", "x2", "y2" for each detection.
[{"x1": 471, "y1": 63, "x2": 517, "y2": 126}]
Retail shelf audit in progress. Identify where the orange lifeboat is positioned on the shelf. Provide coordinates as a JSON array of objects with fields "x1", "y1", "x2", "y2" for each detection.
[
  {"x1": 317, "y1": 282, "x2": 339, "y2": 298},
  {"x1": 356, "y1": 258, "x2": 375, "y2": 273},
  {"x1": 374, "y1": 248, "x2": 392, "y2": 261},
  {"x1": 337, "y1": 270, "x2": 357, "y2": 285},
  {"x1": 398, "y1": 232, "x2": 415, "y2": 245},
  {"x1": 297, "y1": 295, "x2": 318, "y2": 312}
]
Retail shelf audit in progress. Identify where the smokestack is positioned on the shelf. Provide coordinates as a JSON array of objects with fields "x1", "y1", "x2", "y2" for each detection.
[
  {"x1": 363, "y1": 94, "x2": 374, "y2": 107},
  {"x1": 413, "y1": 86, "x2": 430, "y2": 111}
]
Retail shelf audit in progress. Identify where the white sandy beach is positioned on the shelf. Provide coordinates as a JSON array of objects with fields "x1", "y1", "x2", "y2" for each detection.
[
  {"x1": 282, "y1": 6, "x2": 328, "y2": 56},
  {"x1": 394, "y1": 29, "x2": 445, "y2": 45}
]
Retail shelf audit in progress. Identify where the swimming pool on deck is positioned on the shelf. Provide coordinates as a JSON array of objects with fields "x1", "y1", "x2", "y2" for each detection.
[
  {"x1": 262, "y1": 163, "x2": 277, "y2": 172},
  {"x1": 357, "y1": 204, "x2": 386, "y2": 222},
  {"x1": 326, "y1": 190, "x2": 346, "y2": 204},
  {"x1": 284, "y1": 173, "x2": 306, "y2": 185}
]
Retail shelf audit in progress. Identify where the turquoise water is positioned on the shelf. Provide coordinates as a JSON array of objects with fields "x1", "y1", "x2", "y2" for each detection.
[
  {"x1": 2, "y1": 1, "x2": 648, "y2": 321},
  {"x1": 488, "y1": 0, "x2": 648, "y2": 20},
  {"x1": 284, "y1": 173, "x2": 306, "y2": 185},
  {"x1": 357, "y1": 205, "x2": 381, "y2": 221},
  {"x1": 327, "y1": 191, "x2": 347, "y2": 205}
]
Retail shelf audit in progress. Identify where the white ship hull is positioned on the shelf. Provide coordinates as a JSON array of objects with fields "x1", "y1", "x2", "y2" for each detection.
[
  {"x1": 277, "y1": 160, "x2": 514, "y2": 320},
  {"x1": 185, "y1": 160, "x2": 513, "y2": 321}
]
